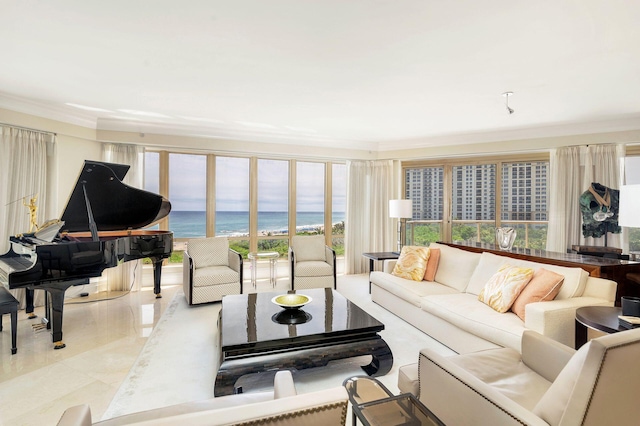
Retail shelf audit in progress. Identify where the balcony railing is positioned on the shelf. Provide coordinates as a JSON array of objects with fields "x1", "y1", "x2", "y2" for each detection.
[{"x1": 406, "y1": 220, "x2": 548, "y2": 249}]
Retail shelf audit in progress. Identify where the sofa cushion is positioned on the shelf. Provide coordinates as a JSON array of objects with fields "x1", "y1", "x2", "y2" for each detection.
[
  {"x1": 429, "y1": 243, "x2": 480, "y2": 292},
  {"x1": 511, "y1": 268, "x2": 565, "y2": 321},
  {"x1": 423, "y1": 248, "x2": 440, "y2": 281},
  {"x1": 421, "y1": 293, "x2": 524, "y2": 349},
  {"x1": 478, "y1": 264, "x2": 534, "y2": 313},
  {"x1": 392, "y1": 246, "x2": 430, "y2": 281},
  {"x1": 466, "y1": 252, "x2": 587, "y2": 300},
  {"x1": 370, "y1": 271, "x2": 458, "y2": 307},
  {"x1": 188, "y1": 237, "x2": 229, "y2": 268}
]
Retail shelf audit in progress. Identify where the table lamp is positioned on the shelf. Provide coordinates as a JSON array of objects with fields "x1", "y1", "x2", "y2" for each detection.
[
  {"x1": 618, "y1": 184, "x2": 640, "y2": 228},
  {"x1": 617, "y1": 184, "x2": 640, "y2": 317},
  {"x1": 389, "y1": 199, "x2": 413, "y2": 254}
]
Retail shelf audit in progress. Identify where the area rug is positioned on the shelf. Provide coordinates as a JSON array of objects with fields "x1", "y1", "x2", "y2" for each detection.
[{"x1": 102, "y1": 274, "x2": 454, "y2": 420}]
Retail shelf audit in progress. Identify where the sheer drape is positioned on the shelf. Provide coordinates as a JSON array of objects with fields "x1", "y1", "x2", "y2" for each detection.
[
  {"x1": 344, "y1": 160, "x2": 396, "y2": 274},
  {"x1": 546, "y1": 144, "x2": 625, "y2": 253},
  {"x1": 102, "y1": 143, "x2": 144, "y2": 291},
  {"x1": 0, "y1": 126, "x2": 51, "y2": 308}
]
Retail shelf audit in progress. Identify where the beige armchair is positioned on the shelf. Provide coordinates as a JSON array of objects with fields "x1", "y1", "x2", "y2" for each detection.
[
  {"x1": 183, "y1": 237, "x2": 243, "y2": 305},
  {"x1": 417, "y1": 328, "x2": 640, "y2": 425},
  {"x1": 57, "y1": 371, "x2": 349, "y2": 426},
  {"x1": 289, "y1": 235, "x2": 336, "y2": 290}
]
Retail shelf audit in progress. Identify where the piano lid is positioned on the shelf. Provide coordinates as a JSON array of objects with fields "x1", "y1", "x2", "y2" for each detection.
[{"x1": 60, "y1": 160, "x2": 171, "y2": 233}]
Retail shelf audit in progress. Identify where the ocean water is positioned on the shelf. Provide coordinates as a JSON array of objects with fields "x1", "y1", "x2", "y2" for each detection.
[{"x1": 169, "y1": 211, "x2": 345, "y2": 238}]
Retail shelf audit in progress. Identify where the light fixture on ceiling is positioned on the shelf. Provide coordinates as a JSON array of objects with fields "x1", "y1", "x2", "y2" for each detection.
[{"x1": 502, "y1": 92, "x2": 514, "y2": 115}]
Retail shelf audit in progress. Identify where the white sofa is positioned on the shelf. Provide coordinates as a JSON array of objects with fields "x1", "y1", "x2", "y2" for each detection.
[{"x1": 370, "y1": 242, "x2": 617, "y2": 353}]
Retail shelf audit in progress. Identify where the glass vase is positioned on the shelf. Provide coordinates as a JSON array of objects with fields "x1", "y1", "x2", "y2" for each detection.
[{"x1": 496, "y1": 227, "x2": 516, "y2": 250}]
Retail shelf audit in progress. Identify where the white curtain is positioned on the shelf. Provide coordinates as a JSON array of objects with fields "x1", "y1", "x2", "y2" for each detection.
[
  {"x1": 102, "y1": 143, "x2": 144, "y2": 291},
  {"x1": 0, "y1": 126, "x2": 52, "y2": 308},
  {"x1": 546, "y1": 144, "x2": 625, "y2": 253},
  {"x1": 344, "y1": 160, "x2": 396, "y2": 274}
]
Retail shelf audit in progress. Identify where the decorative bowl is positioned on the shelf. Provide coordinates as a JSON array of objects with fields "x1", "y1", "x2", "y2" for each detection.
[{"x1": 271, "y1": 294, "x2": 312, "y2": 310}]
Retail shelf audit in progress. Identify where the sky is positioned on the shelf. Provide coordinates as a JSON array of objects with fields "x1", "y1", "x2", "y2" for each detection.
[{"x1": 144, "y1": 152, "x2": 346, "y2": 212}]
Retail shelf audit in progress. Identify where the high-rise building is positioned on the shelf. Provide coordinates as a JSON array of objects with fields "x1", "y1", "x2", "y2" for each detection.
[{"x1": 405, "y1": 162, "x2": 548, "y2": 223}]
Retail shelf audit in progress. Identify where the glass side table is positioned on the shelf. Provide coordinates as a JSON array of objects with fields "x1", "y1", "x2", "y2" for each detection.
[
  {"x1": 343, "y1": 376, "x2": 445, "y2": 426},
  {"x1": 247, "y1": 251, "x2": 279, "y2": 288}
]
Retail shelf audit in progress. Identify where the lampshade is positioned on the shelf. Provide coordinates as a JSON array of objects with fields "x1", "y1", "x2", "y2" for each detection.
[
  {"x1": 389, "y1": 199, "x2": 413, "y2": 219},
  {"x1": 618, "y1": 184, "x2": 640, "y2": 228}
]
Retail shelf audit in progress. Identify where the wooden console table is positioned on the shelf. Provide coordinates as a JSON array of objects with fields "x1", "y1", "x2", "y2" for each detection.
[{"x1": 441, "y1": 242, "x2": 640, "y2": 306}]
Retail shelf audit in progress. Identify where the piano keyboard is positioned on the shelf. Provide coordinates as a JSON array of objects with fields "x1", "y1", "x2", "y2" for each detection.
[{"x1": 0, "y1": 255, "x2": 35, "y2": 285}]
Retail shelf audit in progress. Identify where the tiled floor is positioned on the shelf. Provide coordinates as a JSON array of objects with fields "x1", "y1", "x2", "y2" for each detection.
[{"x1": 0, "y1": 265, "x2": 184, "y2": 426}]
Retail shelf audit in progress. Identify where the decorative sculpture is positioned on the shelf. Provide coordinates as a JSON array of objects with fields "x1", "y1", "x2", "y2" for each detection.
[
  {"x1": 23, "y1": 195, "x2": 39, "y2": 232},
  {"x1": 579, "y1": 183, "x2": 621, "y2": 240}
]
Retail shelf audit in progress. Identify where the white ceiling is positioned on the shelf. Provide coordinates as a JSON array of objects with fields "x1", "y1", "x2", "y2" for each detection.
[{"x1": 2, "y1": 1, "x2": 640, "y2": 151}]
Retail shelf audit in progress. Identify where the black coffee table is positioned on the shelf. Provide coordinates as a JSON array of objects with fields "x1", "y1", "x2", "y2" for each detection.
[{"x1": 214, "y1": 288, "x2": 393, "y2": 396}]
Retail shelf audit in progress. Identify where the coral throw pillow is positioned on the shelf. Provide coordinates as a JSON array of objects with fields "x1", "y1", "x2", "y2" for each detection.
[
  {"x1": 391, "y1": 246, "x2": 430, "y2": 281},
  {"x1": 478, "y1": 264, "x2": 534, "y2": 313},
  {"x1": 423, "y1": 248, "x2": 440, "y2": 281},
  {"x1": 511, "y1": 268, "x2": 564, "y2": 321}
]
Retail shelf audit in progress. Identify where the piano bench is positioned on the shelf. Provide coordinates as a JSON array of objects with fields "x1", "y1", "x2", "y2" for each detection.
[{"x1": 0, "y1": 287, "x2": 18, "y2": 354}]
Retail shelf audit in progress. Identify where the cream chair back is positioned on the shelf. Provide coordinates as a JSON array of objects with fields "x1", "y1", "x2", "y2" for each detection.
[{"x1": 533, "y1": 327, "x2": 640, "y2": 425}]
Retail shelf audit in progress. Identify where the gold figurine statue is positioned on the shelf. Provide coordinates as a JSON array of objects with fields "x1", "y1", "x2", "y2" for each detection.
[{"x1": 23, "y1": 195, "x2": 39, "y2": 232}]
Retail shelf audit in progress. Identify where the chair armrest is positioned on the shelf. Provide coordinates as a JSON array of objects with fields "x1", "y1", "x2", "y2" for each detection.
[
  {"x1": 273, "y1": 370, "x2": 297, "y2": 398},
  {"x1": 524, "y1": 296, "x2": 612, "y2": 348},
  {"x1": 325, "y1": 245, "x2": 335, "y2": 267},
  {"x1": 57, "y1": 404, "x2": 92, "y2": 426},
  {"x1": 521, "y1": 330, "x2": 575, "y2": 382},
  {"x1": 418, "y1": 349, "x2": 549, "y2": 426},
  {"x1": 228, "y1": 249, "x2": 242, "y2": 273},
  {"x1": 289, "y1": 247, "x2": 295, "y2": 264},
  {"x1": 183, "y1": 251, "x2": 194, "y2": 304}
]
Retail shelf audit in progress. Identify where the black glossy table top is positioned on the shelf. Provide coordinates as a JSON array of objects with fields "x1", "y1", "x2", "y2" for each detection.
[
  {"x1": 220, "y1": 288, "x2": 384, "y2": 352},
  {"x1": 575, "y1": 306, "x2": 624, "y2": 333}
]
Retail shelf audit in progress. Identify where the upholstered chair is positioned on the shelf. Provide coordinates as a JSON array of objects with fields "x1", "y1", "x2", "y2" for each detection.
[
  {"x1": 418, "y1": 328, "x2": 640, "y2": 425},
  {"x1": 183, "y1": 237, "x2": 243, "y2": 305},
  {"x1": 56, "y1": 370, "x2": 349, "y2": 425},
  {"x1": 289, "y1": 235, "x2": 336, "y2": 290}
]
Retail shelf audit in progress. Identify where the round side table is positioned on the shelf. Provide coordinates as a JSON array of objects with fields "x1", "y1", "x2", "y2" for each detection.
[
  {"x1": 248, "y1": 251, "x2": 279, "y2": 288},
  {"x1": 575, "y1": 306, "x2": 623, "y2": 349}
]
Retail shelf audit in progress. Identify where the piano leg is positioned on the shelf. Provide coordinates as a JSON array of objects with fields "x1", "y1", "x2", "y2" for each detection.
[
  {"x1": 25, "y1": 289, "x2": 37, "y2": 319},
  {"x1": 151, "y1": 257, "x2": 164, "y2": 299},
  {"x1": 47, "y1": 288, "x2": 66, "y2": 349}
]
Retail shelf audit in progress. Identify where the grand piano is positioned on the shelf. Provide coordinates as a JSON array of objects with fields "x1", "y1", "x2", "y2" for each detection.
[{"x1": 0, "y1": 160, "x2": 173, "y2": 349}]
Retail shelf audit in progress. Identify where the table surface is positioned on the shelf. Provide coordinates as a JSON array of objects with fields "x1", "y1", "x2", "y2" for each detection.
[
  {"x1": 247, "y1": 251, "x2": 279, "y2": 259},
  {"x1": 343, "y1": 376, "x2": 444, "y2": 426},
  {"x1": 575, "y1": 306, "x2": 624, "y2": 334},
  {"x1": 220, "y1": 288, "x2": 385, "y2": 353},
  {"x1": 362, "y1": 252, "x2": 400, "y2": 260}
]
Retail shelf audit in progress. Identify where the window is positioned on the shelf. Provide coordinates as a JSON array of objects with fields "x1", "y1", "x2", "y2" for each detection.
[
  {"x1": 452, "y1": 164, "x2": 496, "y2": 244},
  {"x1": 500, "y1": 161, "x2": 548, "y2": 249},
  {"x1": 215, "y1": 157, "x2": 249, "y2": 237},
  {"x1": 168, "y1": 153, "x2": 206, "y2": 238},
  {"x1": 403, "y1": 156, "x2": 549, "y2": 249},
  {"x1": 296, "y1": 161, "x2": 324, "y2": 235},
  {"x1": 332, "y1": 163, "x2": 346, "y2": 254},
  {"x1": 258, "y1": 159, "x2": 289, "y2": 256},
  {"x1": 147, "y1": 151, "x2": 346, "y2": 266},
  {"x1": 404, "y1": 166, "x2": 444, "y2": 246}
]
